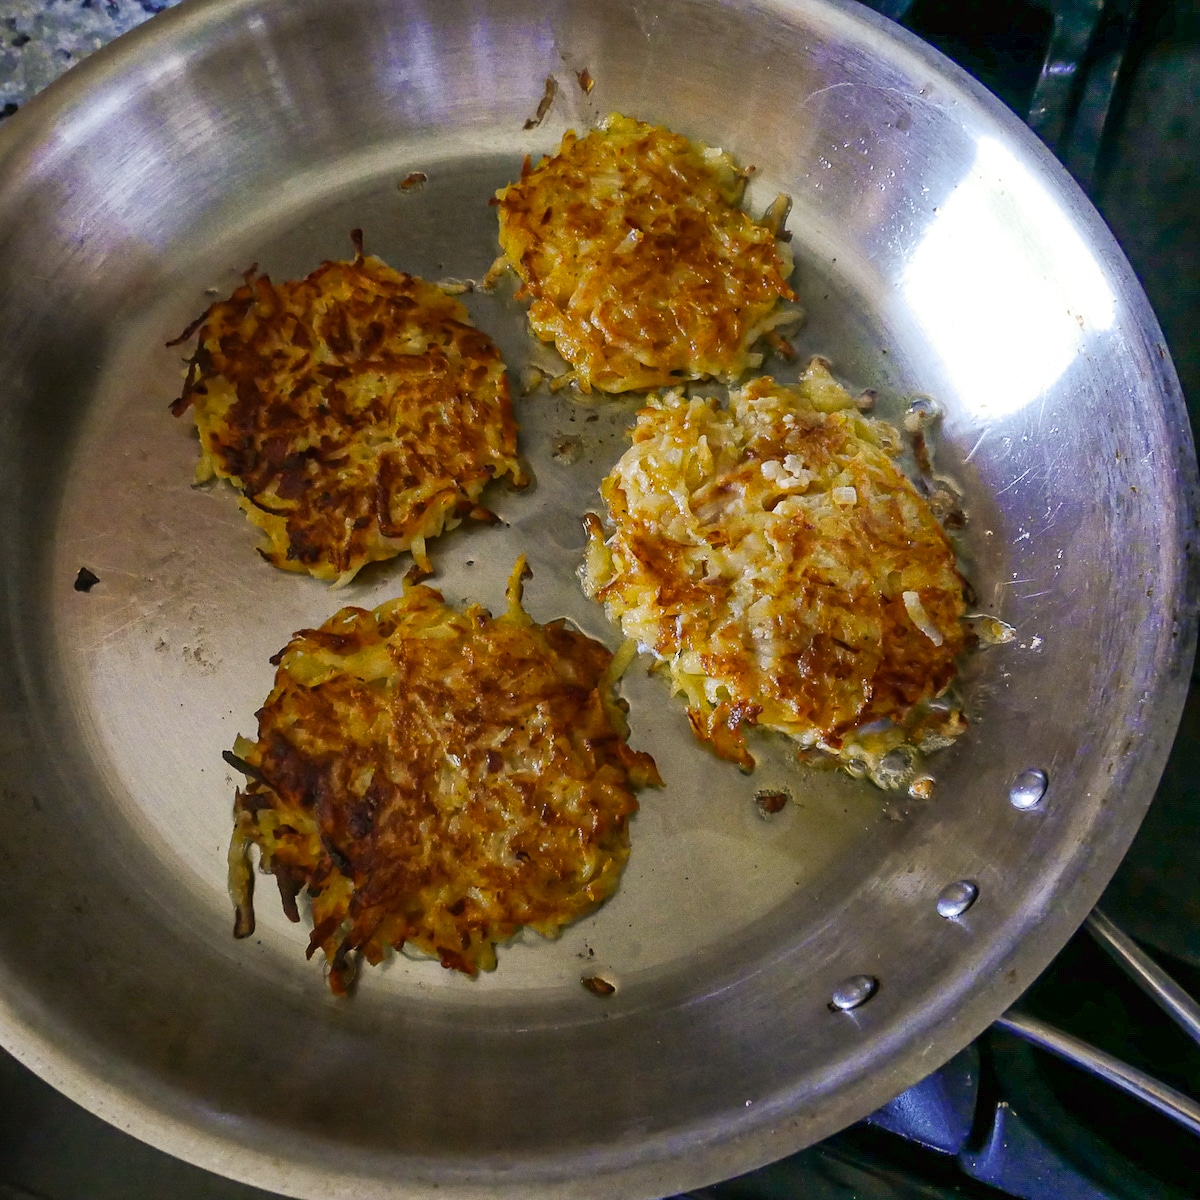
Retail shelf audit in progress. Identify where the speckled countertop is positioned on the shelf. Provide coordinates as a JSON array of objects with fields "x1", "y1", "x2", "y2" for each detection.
[{"x1": 0, "y1": 0, "x2": 182, "y2": 118}]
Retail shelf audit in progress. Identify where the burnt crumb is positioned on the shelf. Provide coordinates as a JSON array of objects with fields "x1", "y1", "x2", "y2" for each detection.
[
  {"x1": 467, "y1": 504, "x2": 500, "y2": 525},
  {"x1": 755, "y1": 788, "x2": 790, "y2": 816},
  {"x1": 222, "y1": 750, "x2": 272, "y2": 788},
  {"x1": 760, "y1": 192, "x2": 792, "y2": 238},
  {"x1": 0, "y1": 103, "x2": 18, "y2": 121},
  {"x1": 764, "y1": 330, "x2": 796, "y2": 362},
  {"x1": 576, "y1": 944, "x2": 596, "y2": 960},
  {"x1": 524, "y1": 75, "x2": 558, "y2": 130},
  {"x1": 581, "y1": 974, "x2": 615, "y2": 996},
  {"x1": 552, "y1": 435, "x2": 581, "y2": 464},
  {"x1": 908, "y1": 775, "x2": 935, "y2": 800},
  {"x1": 399, "y1": 171, "x2": 428, "y2": 192},
  {"x1": 576, "y1": 68, "x2": 594, "y2": 94},
  {"x1": 73, "y1": 567, "x2": 100, "y2": 592},
  {"x1": 910, "y1": 429, "x2": 933, "y2": 476}
]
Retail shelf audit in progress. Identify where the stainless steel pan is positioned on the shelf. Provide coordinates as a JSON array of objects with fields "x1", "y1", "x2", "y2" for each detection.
[{"x1": 0, "y1": 0, "x2": 1193, "y2": 1197}]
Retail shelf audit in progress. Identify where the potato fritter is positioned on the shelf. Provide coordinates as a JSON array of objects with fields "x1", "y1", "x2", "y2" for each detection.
[
  {"x1": 227, "y1": 558, "x2": 661, "y2": 994},
  {"x1": 582, "y1": 359, "x2": 969, "y2": 777},
  {"x1": 170, "y1": 235, "x2": 525, "y2": 584},
  {"x1": 494, "y1": 114, "x2": 797, "y2": 394}
]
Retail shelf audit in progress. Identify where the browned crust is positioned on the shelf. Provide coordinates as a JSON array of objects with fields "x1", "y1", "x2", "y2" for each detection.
[
  {"x1": 228, "y1": 562, "x2": 660, "y2": 994},
  {"x1": 583, "y1": 365, "x2": 969, "y2": 768},
  {"x1": 495, "y1": 115, "x2": 796, "y2": 394},
  {"x1": 170, "y1": 238, "x2": 525, "y2": 582}
]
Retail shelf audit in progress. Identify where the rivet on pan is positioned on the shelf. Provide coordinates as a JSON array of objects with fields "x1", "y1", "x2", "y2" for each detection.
[
  {"x1": 936, "y1": 880, "x2": 978, "y2": 918},
  {"x1": 1009, "y1": 768, "x2": 1048, "y2": 810},
  {"x1": 829, "y1": 975, "x2": 877, "y2": 1012}
]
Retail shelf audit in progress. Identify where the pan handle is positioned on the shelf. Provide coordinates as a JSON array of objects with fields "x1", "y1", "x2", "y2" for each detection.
[
  {"x1": 1085, "y1": 908, "x2": 1200, "y2": 1048},
  {"x1": 992, "y1": 1010, "x2": 1200, "y2": 1137},
  {"x1": 995, "y1": 911, "x2": 1200, "y2": 1137}
]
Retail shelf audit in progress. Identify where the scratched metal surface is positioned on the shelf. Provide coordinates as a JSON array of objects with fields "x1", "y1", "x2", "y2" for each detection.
[{"x1": 0, "y1": 0, "x2": 1193, "y2": 1198}]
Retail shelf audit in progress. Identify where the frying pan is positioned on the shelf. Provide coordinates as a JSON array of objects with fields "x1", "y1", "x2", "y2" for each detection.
[{"x1": 0, "y1": 0, "x2": 1193, "y2": 1196}]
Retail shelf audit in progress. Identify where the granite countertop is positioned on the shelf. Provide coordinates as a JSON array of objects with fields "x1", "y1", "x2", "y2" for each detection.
[{"x1": 0, "y1": 0, "x2": 181, "y2": 118}]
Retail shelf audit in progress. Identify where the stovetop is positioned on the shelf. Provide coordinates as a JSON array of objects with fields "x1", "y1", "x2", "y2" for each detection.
[{"x1": 1, "y1": 2, "x2": 1197, "y2": 1199}]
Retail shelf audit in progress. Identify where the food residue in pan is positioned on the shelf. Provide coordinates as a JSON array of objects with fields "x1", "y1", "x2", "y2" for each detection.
[
  {"x1": 73, "y1": 567, "x2": 100, "y2": 593},
  {"x1": 226, "y1": 557, "x2": 661, "y2": 994},
  {"x1": 523, "y1": 75, "x2": 558, "y2": 130},
  {"x1": 755, "y1": 789, "x2": 791, "y2": 817},
  {"x1": 168, "y1": 230, "x2": 526, "y2": 585},
  {"x1": 552, "y1": 434, "x2": 582, "y2": 464},
  {"x1": 581, "y1": 974, "x2": 616, "y2": 996}
]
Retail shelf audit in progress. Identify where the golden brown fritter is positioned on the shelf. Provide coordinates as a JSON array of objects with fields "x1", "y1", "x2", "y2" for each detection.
[
  {"x1": 582, "y1": 359, "x2": 969, "y2": 777},
  {"x1": 227, "y1": 558, "x2": 661, "y2": 994},
  {"x1": 494, "y1": 114, "x2": 797, "y2": 394},
  {"x1": 170, "y1": 235, "x2": 525, "y2": 584}
]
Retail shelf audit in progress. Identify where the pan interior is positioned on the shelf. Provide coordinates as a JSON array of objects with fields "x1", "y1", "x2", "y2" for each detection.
[{"x1": 48, "y1": 146, "x2": 928, "y2": 1006}]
